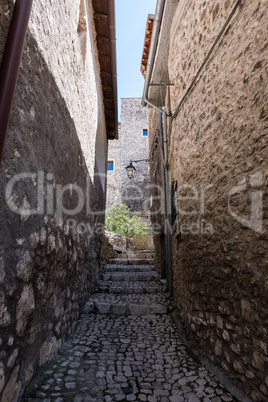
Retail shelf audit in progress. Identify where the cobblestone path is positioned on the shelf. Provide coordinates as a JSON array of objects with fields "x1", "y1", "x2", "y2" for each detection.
[{"x1": 24, "y1": 252, "x2": 237, "y2": 402}]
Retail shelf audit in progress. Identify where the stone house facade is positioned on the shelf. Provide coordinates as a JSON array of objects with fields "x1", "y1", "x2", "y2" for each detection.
[
  {"x1": 147, "y1": 109, "x2": 166, "y2": 278},
  {"x1": 0, "y1": 0, "x2": 117, "y2": 399},
  {"x1": 142, "y1": 0, "x2": 268, "y2": 400},
  {"x1": 106, "y1": 122, "x2": 122, "y2": 209},
  {"x1": 107, "y1": 98, "x2": 153, "y2": 248}
]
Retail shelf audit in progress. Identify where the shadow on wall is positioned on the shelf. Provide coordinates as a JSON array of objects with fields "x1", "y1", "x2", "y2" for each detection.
[
  {"x1": 0, "y1": 28, "x2": 105, "y2": 399},
  {"x1": 95, "y1": 115, "x2": 108, "y2": 194}
]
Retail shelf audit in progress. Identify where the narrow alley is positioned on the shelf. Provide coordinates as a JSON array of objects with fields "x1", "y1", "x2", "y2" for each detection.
[
  {"x1": 24, "y1": 252, "x2": 237, "y2": 402},
  {"x1": 0, "y1": 0, "x2": 267, "y2": 400}
]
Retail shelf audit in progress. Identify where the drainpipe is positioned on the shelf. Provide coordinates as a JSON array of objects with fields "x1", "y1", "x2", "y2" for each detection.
[
  {"x1": 141, "y1": 0, "x2": 166, "y2": 108},
  {"x1": 160, "y1": 111, "x2": 173, "y2": 294},
  {"x1": 141, "y1": 0, "x2": 173, "y2": 293},
  {"x1": 0, "y1": 0, "x2": 33, "y2": 163},
  {"x1": 146, "y1": 102, "x2": 172, "y2": 293},
  {"x1": 107, "y1": 0, "x2": 118, "y2": 140}
]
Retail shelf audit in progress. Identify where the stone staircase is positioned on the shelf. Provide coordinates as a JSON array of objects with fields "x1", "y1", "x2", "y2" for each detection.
[
  {"x1": 24, "y1": 250, "x2": 239, "y2": 402},
  {"x1": 84, "y1": 250, "x2": 169, "y2": 316}
]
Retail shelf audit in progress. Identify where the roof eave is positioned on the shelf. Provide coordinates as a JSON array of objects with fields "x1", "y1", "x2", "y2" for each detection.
[{"x1": 92, "y1": 0, "x2": 118, "y2": 140}]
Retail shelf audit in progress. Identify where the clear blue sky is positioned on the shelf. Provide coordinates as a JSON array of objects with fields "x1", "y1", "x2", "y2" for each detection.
[{"x1": 115, "y1": 0, "x2": 157, "y2": 119}]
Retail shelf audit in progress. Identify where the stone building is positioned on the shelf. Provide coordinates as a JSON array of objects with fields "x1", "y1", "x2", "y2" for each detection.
[
  {"x1": 107, "y1": 98, "x2": 153, "y2": 248},
  {"x1": 106, "y1": 123, "x2": 122, "y2": 209},
  {"x1": 142, "y1": 0, "x2": 268, "y2": 400},
  {"x1": 0, "y1": 0, "x2": 117, "y2": 399}
]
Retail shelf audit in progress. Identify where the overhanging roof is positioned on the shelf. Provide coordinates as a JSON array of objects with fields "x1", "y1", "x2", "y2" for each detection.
[
  {"x1": 141, "y1": 14, "x2": 154, "y2": 78},
  {"x1": 141, "y1": 1, "x2": 178, "y2": 108},
  {"x1": 92, "y1": 0, "x2": 118, "y2": 140}
]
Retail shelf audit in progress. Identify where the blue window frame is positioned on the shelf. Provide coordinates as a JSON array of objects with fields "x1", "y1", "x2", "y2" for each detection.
[
  {"x1": 143, "y1": 129, "x2": 148, "y2": 136},
  {"x1": 107, "y1": 161, "x2": 114, "y2": 171}
]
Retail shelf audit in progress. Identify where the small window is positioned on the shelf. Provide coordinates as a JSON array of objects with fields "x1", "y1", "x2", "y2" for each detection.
[
  {"x1": 107, "y1": 161, "x2": 114, "y2": 171},
  {"x1": 143, "y1": 129, "x2": 148, "y2": 137}
]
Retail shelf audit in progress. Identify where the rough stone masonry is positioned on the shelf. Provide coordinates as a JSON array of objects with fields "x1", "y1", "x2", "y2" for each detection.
[
  {"x1": 145, "y1": 0, "x2": 267, "y2": 400},
  {"x1": 0, "y1": 0, "x2": 115, "y2": 399},
  {"x1": 158, "y1": 0, "x2": 267, "y2": 400},
  {"x1": 107, "y1": 98, "x2": 153, "y2": 249},
  {"x1": 23, "y1": 252, "x2": 241, "y2": 402}
]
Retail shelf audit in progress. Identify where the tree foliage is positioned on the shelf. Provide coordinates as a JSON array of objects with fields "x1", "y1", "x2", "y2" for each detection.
[{"x1": 105, "y1": 204, "x2": 147, "y2": 238}]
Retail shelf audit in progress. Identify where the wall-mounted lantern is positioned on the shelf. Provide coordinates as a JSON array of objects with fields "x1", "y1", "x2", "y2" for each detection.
[
  {"x1": 126, "y1": 162, "x2": 136, "y2": 179},
  {"x1": 125, "y1": 159, "x2": 149, "y2": 179}
]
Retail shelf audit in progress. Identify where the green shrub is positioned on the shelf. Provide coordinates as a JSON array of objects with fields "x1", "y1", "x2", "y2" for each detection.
[{"x1": 105, "y1": 204, "x2": 147, "y2": 238}]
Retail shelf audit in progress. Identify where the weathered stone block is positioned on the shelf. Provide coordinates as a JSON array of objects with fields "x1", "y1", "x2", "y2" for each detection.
[
  {"x1": 112, "y1": 304, "x2": 127, "y2": 315},
  {"x1": 1, "y1": 365, "x2": 21, "y2": 402},
  {"x1": 39, "y1": 337, "x2": 57, "y2": 366},
  {"x1": 218, "y1": 302, "x2": 231, "y2": 316},
  {"x1": 252, "y1": 350, "x2": 266, "y2": 371},
  {"x1": 39, "y1": 228, "x2": 47, "y2": 246},
  {"x1": 216, "y1": 315, "x2": 223, "y2": 329},
  {"x1": 222, "y1": 330, "x2": 230, "y2": 341},
  {"x1": 214, "y1": 339, "x2": 222, "y2": 357},
  {"x1": 233, "y1": 360, "x2": 244, "y2": 375},
  {"x1": 241, "y1": 299, "x2": 253, "y2": 321},
  {"x1": 30, "y1": 232, "x2": 39, "y2": 249},
  {"x1": 102, "y1": 273, "x2": 111, "y2": 281},
  {"x1": 47, "y1": 234, "x2": 56, "y2": 254},
  {"x1": 253, "y1": 338, "x2": 268, "y2": 356},
  {"x1": 148, "y1": 304, "x2": 166, "y2": 315},
  {"x1": 16, "y1": 252, "x2": 34, "y2": 282},
  {"x1": 260, "y1": 384, "x2": 268, "y2": 397},
  {"x1": 245, "y1": 370, "x2": 254, "y2": 379},
  {"x1": 129, "y1": 304, "x2": 147, "y2": 316},
  {"x1": 0, "y1": 258, "x2": 5, "y2": 283},
  {"x1": 7, "y1": 349, "x2": 19, "y2": 369},
  {"x1": 25, "y1": 364, "x2": 34, "y2": 386},
  {"x1": 0, "y1": 297, "x2": 11, "y2": 327},
  {"x1": 209, "y1": 315, "x2": 216, "y2": 326},
  {"x1": 84, "y1": 300, "x2": 95, "y2": 314},
  {"x1": 16, "y1": 285, "x2": 35, "y2": 336},
  {"x1": 95, "y1": 303, "x2": 111, "y2": 314},
  {"x1": 230, "y1": 343, "x2": 241, "y2": 355},
  {"x1": 0, "y1": 362, "x2": 5, "y2": 393}
]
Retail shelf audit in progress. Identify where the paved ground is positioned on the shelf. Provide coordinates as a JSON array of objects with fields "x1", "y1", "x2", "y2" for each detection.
[{"x1": 23, "y1": 253, "x2": 237, "y2": 402}]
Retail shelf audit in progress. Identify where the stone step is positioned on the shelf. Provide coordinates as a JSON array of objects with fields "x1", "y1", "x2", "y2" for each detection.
[
  {"x1": 104, "y1": 264, "x2": 154, "y2": 273},
  {"x1": 101, "y1": 271, "x2": 159, "y2": 282},
  {"x1": 98, "y1": 280, "x2": 167, "y2": 294},
  {"x1": 121, "y1": 252, "x2": 155, "y2": 259},
  {"x1": 107, "y1": 258, "x2": 154, "y2": 265},
  {"x1": 84, "y1": 293, "x2": 168, "y2": 316}
]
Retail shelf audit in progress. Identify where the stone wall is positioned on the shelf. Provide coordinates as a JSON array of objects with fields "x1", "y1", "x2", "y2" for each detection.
[
  {"x1": 107, "y1": 98, "x2": 150, "y2": 214},
  {"x1": 107, "y1": 98, "x2": 154, "y2": 250},
  {"x1": 105, "y1": 231, "x2": 135, "y2": 253},
  {"x1": 168, "y1": 0, "x2": 268, "y2": 399},
  {"x1": 107, "y1": 124, "x2": 122, "y2": 209},
  {"x1": 100, "y1": 233, "x2": 118, "y2": 261},
  {"x1": 119, "y1": 98, "x2": 150, "y2": 208},
  {"x1": 148, "y1": 109, "x2": 166, "y2": 277},
  {"x1": 0, "y1": 0, "x2": 108, "y2": 399}
]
